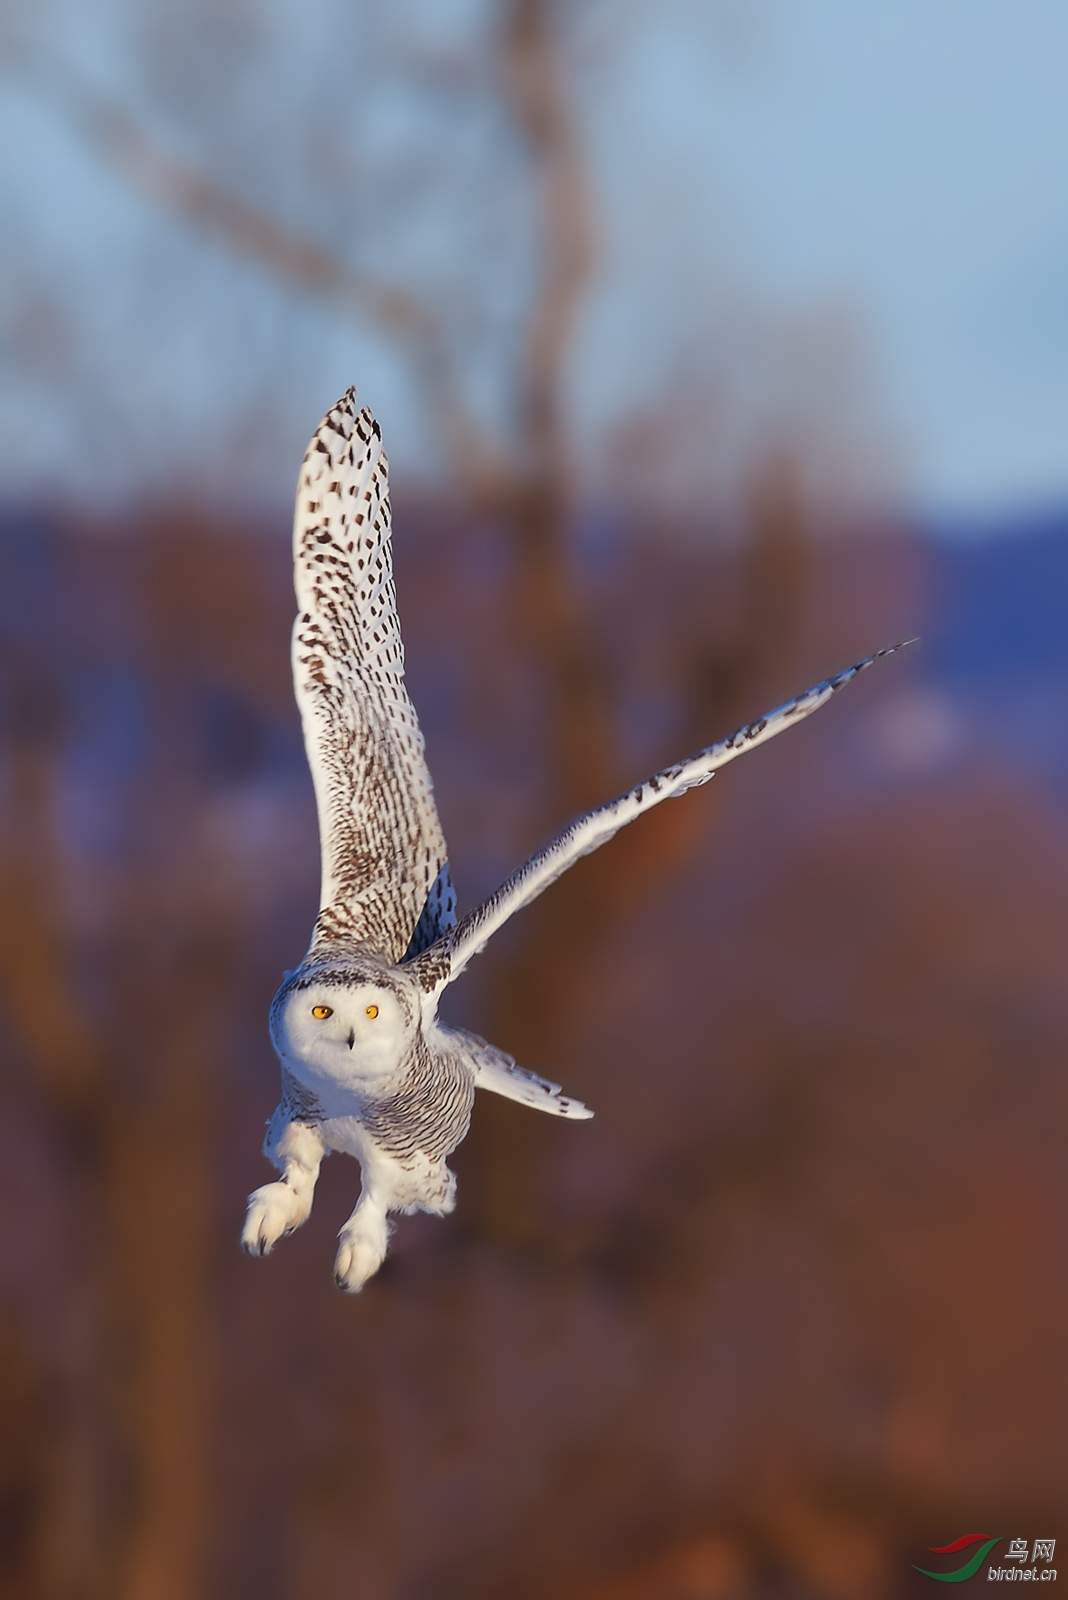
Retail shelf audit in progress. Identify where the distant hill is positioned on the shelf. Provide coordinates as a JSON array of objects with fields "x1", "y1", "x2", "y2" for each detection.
[
  {"x1": 927, "y1": 509, "x2": 1068, "y2": 682},
  {"x1": 922, "y1": 512, "x2": 1068, "y2": 793}
]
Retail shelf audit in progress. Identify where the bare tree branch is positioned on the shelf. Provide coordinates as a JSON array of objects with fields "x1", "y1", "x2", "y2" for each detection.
[
  {"x1": 502, "y1": 0, "x2": 596, "y2": 482},
  {"x1": 21, "y1": 51, "x2": 511, "y2": 501}
]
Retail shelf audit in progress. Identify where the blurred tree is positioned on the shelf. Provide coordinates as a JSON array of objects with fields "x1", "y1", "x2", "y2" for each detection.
[
  {"x1": 0, "y1": 6, "x2": 908, "y2": 1599},
  {"x1": 2, "y1": 485, "x2": 1065, "y2": 1600},
  {"x1": 10, "y1": 0, "x2": 826, "y2": 1202},
  {"x1": 32, "y1": 0, "x2": 821, "y2": 1213}
]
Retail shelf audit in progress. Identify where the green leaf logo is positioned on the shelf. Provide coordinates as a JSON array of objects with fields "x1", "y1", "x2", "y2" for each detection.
[{"x1": 914, "y1": 1535, "x2": 1002, "y2": 1583}]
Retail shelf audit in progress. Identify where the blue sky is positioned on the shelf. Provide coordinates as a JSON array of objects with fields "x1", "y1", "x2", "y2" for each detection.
[
  {"x1": 610, "y1": 0, "x2": 1068, "y2": 519},
  {"x1": 1, "y1": 0, "x2": 1066, "y2": 521}
]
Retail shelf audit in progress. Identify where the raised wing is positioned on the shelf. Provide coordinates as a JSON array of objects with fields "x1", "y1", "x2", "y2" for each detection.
[
  {"x1": 408, "y1": 644, "x2": 912, "y2": 994},
  {"x1": 292, "y1": 390, "x2": 455, "y2": 963}
]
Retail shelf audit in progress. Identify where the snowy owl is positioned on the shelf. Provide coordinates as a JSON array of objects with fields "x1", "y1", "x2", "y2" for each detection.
[{"x1": 241, "y1": 389, "x2": 905, "y2": 1291}]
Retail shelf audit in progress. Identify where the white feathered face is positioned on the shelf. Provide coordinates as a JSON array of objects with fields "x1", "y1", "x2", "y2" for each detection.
[{"x1": 271, "y1": 971, "x2": 415, "y2": 1084}]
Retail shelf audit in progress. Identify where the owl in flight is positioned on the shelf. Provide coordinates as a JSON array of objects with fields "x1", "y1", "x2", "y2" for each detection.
[{"x1": 242, "y1": 389, "x2": 904, "y2": 1291}]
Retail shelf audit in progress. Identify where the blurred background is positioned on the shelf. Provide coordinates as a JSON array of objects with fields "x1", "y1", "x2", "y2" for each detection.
[{"x1": 1, "y1": 2, "x2": 1066, "y2": 1597}]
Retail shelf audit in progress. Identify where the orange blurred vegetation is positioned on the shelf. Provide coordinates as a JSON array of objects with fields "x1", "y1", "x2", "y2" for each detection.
[{"x1": 0, "y1": 500, "x2": 1064, "y2": 1600}]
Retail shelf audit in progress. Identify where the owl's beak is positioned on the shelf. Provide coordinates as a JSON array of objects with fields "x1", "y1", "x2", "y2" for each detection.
[{"x1": 347, "y1": 1028, "x2": 355, "y2": 1049}]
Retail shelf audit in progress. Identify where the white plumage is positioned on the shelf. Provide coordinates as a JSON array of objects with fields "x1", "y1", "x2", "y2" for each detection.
[{"x1": 242, "y1": 388, "x2": 905, "y2": 1291}]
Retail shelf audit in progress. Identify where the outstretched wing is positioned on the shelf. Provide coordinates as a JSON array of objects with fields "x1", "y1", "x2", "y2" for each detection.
[
  {"x1": 408, "y1": 644, "x2": 912, "y2": 994},
  {"x1": 442, "y1": 1026, "x2": 594, "y2": 1120},
  {"x1": 292, "y1": 389, "x2": 455, "y2": 963}
]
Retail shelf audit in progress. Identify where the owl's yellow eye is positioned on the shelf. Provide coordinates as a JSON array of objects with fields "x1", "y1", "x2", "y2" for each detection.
[
  {"x1": 311, "y1": 1005, "x2": 332, "y2": 1020},
  {"x1": 365, "y1": 1004, "x2": 379, "y2": 1019}
]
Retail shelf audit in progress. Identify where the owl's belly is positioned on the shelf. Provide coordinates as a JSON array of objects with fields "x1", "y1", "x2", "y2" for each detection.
[{"x1": 319, "y1": 1114, "x2": 460, "y2": 1215}]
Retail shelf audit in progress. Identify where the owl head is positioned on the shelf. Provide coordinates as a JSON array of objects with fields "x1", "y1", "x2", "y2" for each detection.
[{"x1": 270, "y1": 955, "x2": 419, "y2": 1085}]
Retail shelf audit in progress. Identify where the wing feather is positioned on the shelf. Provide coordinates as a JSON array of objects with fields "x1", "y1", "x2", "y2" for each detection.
[
  {"x1": 441, "y1": 1027, "x2": 594, "y2": 1119},
  {"x1": 408, "y1": 643, "x2": 913, "y2": 994},
  {"x1": 292, "y1": 389, "x2": 455, "y2": 963}
]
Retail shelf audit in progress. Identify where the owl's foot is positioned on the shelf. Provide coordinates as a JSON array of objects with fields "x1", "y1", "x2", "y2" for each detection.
[
  {"x1": 333, "y1": 1202, "x2": 389, "y2": 1293},
  {"x1": 243, "y1": 1112, "x2": 325, "y2": 1256},
  {"x1": 241, "y1": 1181, "x2": 310, "y2": 1257}
]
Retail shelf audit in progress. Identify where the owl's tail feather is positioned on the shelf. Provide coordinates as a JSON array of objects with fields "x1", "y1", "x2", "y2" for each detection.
[{"x1": 444, "y1": 1026, "x2": 594, "y2": 1120}]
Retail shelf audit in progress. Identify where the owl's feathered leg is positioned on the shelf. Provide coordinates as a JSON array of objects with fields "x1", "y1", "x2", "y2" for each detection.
[
  {"x1": 333, "y1": 1183, "x2": 390, "y2": 1293},
  {"x1": 330, "y1": 1141, "x2": 460, "y2": 1292},
  {"x1": 241, "y1": 1111, "x2": 326, "y2": 1257}
]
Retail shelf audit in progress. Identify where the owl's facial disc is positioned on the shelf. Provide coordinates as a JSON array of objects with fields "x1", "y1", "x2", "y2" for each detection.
[{"x1": 274, "y1": 973, "x2": 412, "y2": 1085}]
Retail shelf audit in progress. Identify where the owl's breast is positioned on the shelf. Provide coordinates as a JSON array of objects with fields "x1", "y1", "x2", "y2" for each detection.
[
  {"x1": 355, "y1": 1037, "x2": 476, "y2": 1165},
  {"x1": 280, "y1": 1044, "x2": 399, "y2": 1119}
]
